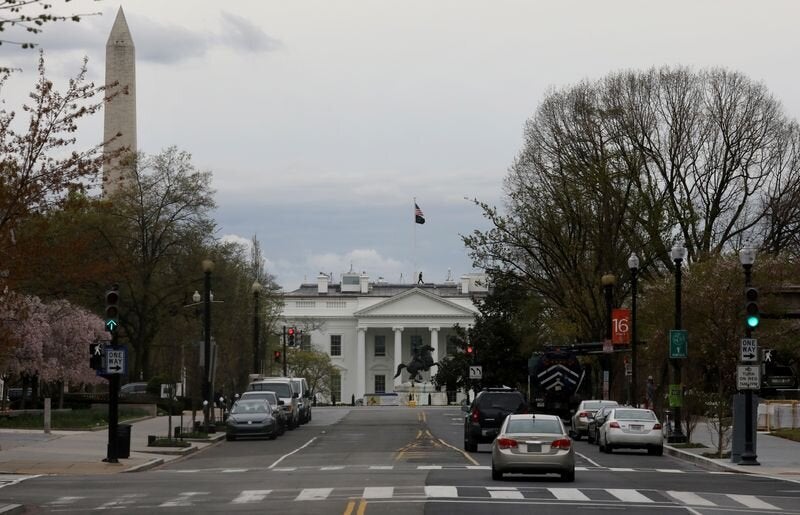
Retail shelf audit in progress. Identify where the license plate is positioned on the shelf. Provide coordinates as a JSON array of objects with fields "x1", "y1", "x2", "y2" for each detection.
[
  {"x1": 631, "y1": 424, "x2": 643, "y2": 431},
  {"x1": 527, "y1": 444, "x2": 542, "y2": 453}
]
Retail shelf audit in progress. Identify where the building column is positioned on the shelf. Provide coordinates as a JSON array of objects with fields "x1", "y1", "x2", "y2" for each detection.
[
  {"x1": 357, "y1": 327, "x2": 366, "y2": 401},
  {"x1": 429, "y1": 327, "x2": 440, "y2": 379},
  {"x1": 393, "y1": 326, "x2": 404, "y2": 387}
]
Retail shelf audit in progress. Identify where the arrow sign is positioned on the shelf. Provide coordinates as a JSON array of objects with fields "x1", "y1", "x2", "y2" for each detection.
[
  {"x1": 104, "y1": 347, "x2": 126, "y2": 375},
  {"x1": 740, "y1": 338, "x2": 758, "y2": 363},
  {"x1": 105, "y1": 319, "x2": 118, "y2": 331}
]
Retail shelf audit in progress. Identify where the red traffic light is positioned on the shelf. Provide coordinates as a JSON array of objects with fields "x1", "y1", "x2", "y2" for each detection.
[
  {"x1": 287, "y1": 327, "x2": 295, "y2": 336},
  {"x1": 466, "y1": 345, "x2": 473, "y2": 354},
  {"x1": 274, "y1": 350, "x2": 282, "y2": 362}
]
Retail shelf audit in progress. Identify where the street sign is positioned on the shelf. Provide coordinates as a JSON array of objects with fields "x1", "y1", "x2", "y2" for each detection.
[
  {"x1": 668, "y1": 384, "x2": 682, "y2": 407},
  {"x1": 625, "y1": 362, "x2": 632, "y2": 377},
  {"x1": 603, "y1": 340, "x2": 613, "y2": 353},
  {"x1": 105, "y1": 346, "x2": 127, "y2": 375},
  {"x1": 611, "y1": 308, "x2": 631, "y2": 344},
  {"x1": 737, "y1": 365, "x2": 761, "y2": 390},
  {"x1": 469, "y1": 366, "x2": 482, "y2": 380},
  {"x1": 669, "y1": 330, "x2": 688, "y2": 358},
  {"x1": 740, "y1": 338, "x2": 758, "y2": 362}
]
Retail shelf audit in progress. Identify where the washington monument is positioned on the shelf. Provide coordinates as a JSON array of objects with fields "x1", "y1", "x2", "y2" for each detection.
[{"x1": 103, "y1": 7, "x2": 137, "y2": 195}]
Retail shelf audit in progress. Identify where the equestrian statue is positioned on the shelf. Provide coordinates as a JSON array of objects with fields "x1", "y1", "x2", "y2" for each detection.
[{"x1": 394, "y1": 344, "x2": 439, "y2": 383}]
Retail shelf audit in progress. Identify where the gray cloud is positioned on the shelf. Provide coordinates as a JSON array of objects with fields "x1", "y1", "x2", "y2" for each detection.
[{"x1": 217, "y1": 11, "x2": 281, "y2": 53}]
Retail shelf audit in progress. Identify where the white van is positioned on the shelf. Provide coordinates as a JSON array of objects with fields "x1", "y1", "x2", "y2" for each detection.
[
  {"x1": 290, "y1": 378, "x2": 312, "y2": 424},
  {"x1": 248, "y1": 377, "x2": 300, "y2": 429}
]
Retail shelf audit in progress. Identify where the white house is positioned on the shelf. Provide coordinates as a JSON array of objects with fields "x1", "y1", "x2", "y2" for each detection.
[{"x1": 281, "y1": 271, "x2": 488, "y2": 403}]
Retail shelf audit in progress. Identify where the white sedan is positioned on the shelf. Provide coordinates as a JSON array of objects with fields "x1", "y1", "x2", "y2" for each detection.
[{"x1": 598, "y1": 408, "x2": 663, "y2": 455}]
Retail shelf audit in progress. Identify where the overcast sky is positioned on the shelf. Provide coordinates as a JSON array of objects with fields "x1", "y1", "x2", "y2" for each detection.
[{"x1": 3, "y1": 0, "x2": 800, "y2": 290}]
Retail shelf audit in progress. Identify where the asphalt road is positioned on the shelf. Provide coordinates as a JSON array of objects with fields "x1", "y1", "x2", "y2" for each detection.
[{"x1": 2, "y1": 407, "x2": 799, "y2": 514}]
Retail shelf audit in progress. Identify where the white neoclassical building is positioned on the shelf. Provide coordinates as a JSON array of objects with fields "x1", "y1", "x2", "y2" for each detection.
[{"x1": 281, "y1": 271, "x2": 488, "y2": 403}]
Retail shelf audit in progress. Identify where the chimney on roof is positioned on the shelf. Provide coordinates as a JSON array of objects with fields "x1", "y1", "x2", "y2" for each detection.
[
  {"x1": 317, "y1": 273, "x2": 329, "y2": 294},
  {"x1": 360, "y1": 272, "x2": 369, "y2": 294},
  {"x1": 460, "y1": 275, "x2": 470, "y2": 294}
]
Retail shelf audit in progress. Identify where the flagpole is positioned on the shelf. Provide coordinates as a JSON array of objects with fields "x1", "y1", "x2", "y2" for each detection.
[{"x1": 413, "y1": 197, "x2": 417, "y2": 284}]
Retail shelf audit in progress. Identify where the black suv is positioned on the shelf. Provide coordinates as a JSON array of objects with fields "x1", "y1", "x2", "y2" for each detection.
[{"x1": 462, "y1": 388, "x2": 528, "y2": 452}]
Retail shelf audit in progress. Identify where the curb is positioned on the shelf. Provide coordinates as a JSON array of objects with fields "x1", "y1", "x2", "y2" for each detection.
[
  {"x1": 664, "y1": 445, "x2": 752, "y2": 474},
  {"x1": 123, "y1": 457, "x2": 165, "y2": 473},
  {"x1": 0, "y1": 505, "x2": 24, "y2": 514},
  {"x1": 135, "y1": 445, "x2": 199, "y2": 456}
]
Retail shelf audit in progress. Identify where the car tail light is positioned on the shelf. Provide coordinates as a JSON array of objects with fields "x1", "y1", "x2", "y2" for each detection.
[
  {"x1": 578, "y1": 411, "x2": 589, "y2": 418},
  {"x1": 653, "y1": 423, "x2": 662, "y2": 430},
  {"x1": 496, "y1": 437, "x2": 518, "y2": 449},
  {"x1": 609, "y1": 421, "x2": 620, "y2": 428},
  {"x1": 471, "y1": 408, "x2": 479, "y2": 423},
  {"x1": 551, "y1": 438, "x2": 571, "y2": 449}
]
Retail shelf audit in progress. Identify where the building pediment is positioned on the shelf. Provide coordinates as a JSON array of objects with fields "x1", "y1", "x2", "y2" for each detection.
[{"x1": 353, "y1": 288, "x2": 476, "y2": 318}]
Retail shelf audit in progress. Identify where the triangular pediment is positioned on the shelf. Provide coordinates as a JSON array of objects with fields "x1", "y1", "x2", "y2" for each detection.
[{"x1": 354, "y1": 288, "x2": 476, "y2": 318}]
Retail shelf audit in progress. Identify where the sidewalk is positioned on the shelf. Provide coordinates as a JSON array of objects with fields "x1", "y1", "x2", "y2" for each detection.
[
  {"x1": 0, "y1": 413, "x2": 222, "y2": 475},
  {"x1": 665, "y1": 420, "x2": 800, "y2": 481}
]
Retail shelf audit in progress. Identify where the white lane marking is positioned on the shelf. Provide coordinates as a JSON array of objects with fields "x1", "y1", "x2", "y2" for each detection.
[
  {"x1": 295, "y1": 488, "x2": 333, "y2": 501},
  {"x1": 656, "y1": 469, "x2": 684, "y2": 473},
  {"x1": 48, "y1": 497, "x2": 84, "y2": 506},
  {"x1": 96, "y1": 493, "x2": 147, "y2": 510},
  {"x1": 575, "y1": 451, "x2": 602, "y2": 467},
  {"x1": 232, "y1": 490, "x2": 272, "y2": 504},
  {"x1": 269, "y1": 437, "x2": 317, "y2": 469},
  {"x1": 685, "y1": 507, "x2": 703, "y2": 515},
  {"x1": 666, "y1": 491, "x2": 716, "y2": 507},
  {"x1": 575, "y1": 467, "x2": 589, "y2": 471},
  {"x1": 425, "y1": 486, "x2": 459, "y2": 498},
  {"x1": 320, "y1": 466, "x2": 344, "y2": 471},
  {"x1": 607, "y1": 489, "x2": 654, "y2": 503},
  {"x1": 272, "y1": 467, "x2": 297, "y2": 471},
  {"x1": 727, "y1": 494, "x2": 780, "y2": 510},
  {"x1": 417, "y1": 465, "x2": 442, "y2": 470},
  {"x1": 548, "y1": 488, "x2": 590, "y2": 501},
  {"x1": 222, "y1": 469, "x2": 248, "y2": 473},
  {"x1": 609, "y1": 467, "x2": 635, "y2": 472},
  {"x1": 0, "y1": 475, "x2": 41, "y2": 489},
  {"x1": 466, "y1": 465, "x2": 490, "y2": 470},
  {"x1": 363, "y1": 487, "x2": 394, "y2": 499},
  {"x1": 369, "y1": 465, "x2": 394, "y2": 470},
  {"x1": 488, "y1": 488, "x2": 523, "y2": 499},
  {"x1": 159, "y1": 492, "x2": 208, "y2": 507}
]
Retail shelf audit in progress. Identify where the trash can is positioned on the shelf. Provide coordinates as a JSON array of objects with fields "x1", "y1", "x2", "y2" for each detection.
[{"x1": 117, "y1": 424, "x2": 132, "y2": 459}]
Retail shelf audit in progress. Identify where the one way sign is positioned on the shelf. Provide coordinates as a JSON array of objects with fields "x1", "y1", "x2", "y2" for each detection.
[
  {"x1": 105, "y1": 346, "x2": 127, "y2": 375},
  {"x1": 740, "y1": 338, "x2": 758, "y2": 362}
]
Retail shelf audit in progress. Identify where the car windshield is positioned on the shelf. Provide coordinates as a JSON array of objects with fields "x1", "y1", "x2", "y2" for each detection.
[
  {"x1": 478, "y1": 394, "x2": 524, "y2": 411},
  {"x1": 506, "y1": 418, "x2": 562, "y2": 434},
  {"x1": 242, "y1": 393, "x2": 276, "y2": 404},
  {"x1": 232, "y1": 402, "x2": 268, "y2": 414},
  {"x1": 252, "y1": 383, "x2": 292, "y2": 397},
  {"x1": 584, "y1": 400, "x2": 617, "y2": 410},
  {"x1": 614, "y1": 409, "x2": 656, "y2": 420}
]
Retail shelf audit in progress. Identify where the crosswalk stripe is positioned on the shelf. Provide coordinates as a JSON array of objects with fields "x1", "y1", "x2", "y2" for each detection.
[
  {"x1": 418, "y1": 465, "x2": 442, "y2": 469},
  {"x1": 667, "y1": 491, "x2": 716, "y2": 507},
  {"x1": 609, "y1": 467, "x2": 635, "y2": 472},
  {"x1": 222, "y1": 469, "x2": 248, "y2": 473},
  {"x1": 232, "y1": 490, "x2": 272, "y2": 504},
  {"x1": 320, "y1": 466, "x2": 345, "y2": 471},
  {"x1": 96, "y1": 493, "x2": 146, "y2": 510},
  {"x1": 369, "y1": 466, "x2": 394, "y2": 470},
  {"x1": 47, "y1": 497, "x2": 84, "y2": 506},
  {"x1": 488, "y1": 488, "x2": 523, "y2": 499},
  {"x1": 159, "y1": 492, "x2": 208, "y2": 507},
  {"x1": 548, "y1": 488, "x2": 590, "y2": 501},
  {"x1": 607, "y1": 489, "x2": 654, "y2": 503},
  {"x1": 425, "y1": 486, "x2": 458, "y2": 498},
  {"x1": 727, "y1": 494, "x2": 780, "y2": 510},
  {"x1": 363, "y1": 487, "x2": 394, "y2": 499},
  {"x1": 466, "y1": 466, "x2": 490, "y2": 470},
  {"x1": 295, "y1": 488, "x2": 333, "y2": 501},
  {"x1": 656, "y1": 469, "x2": 684, "y2": 473}
]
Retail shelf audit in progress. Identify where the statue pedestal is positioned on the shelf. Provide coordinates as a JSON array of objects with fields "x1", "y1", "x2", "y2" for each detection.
[{"x1": 394, "y1": 382, "x2": 447, "y2": 406}]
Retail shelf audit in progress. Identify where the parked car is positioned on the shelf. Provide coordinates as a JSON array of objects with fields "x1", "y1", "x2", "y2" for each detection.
[
  {"x1": 587, "y1": 405, "x2": 617, "y2": 444},
  {"x1": 598, "y1": 407, "x2": 663, "y2": 455},
  {"x1": 248, "y1": 378, "x2": 300, "y2": 429},
  {"x1": 239, "y1": 391, "x2": 286, "y2": 435},
  {"x1": 570, "y1": 399, "x2": 619, "y2": 440},
  {"x1": 225, "y1": 399, "x2": 278, "y2": 441},
  {"x1": 119, "y1": 382, "x2": 148, "y2": 398},
  {"x1": 491, "y1": 414, "x2": 575, "y2": 482},
  {"x1": 289, "y1": 377, "x2": 312, "y2": 424},
  {"x1": 463, "y1": 387, "x2": 528, "y2": 452}
]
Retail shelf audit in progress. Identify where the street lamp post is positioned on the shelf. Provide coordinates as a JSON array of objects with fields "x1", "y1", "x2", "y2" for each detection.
[
  {"x1": 202, "y1": 259, "x2": 214, "y2": 434},
  {"x1": 252, "y1": 281, "x2": 262, "y2": 375},
  {"x1": 670, "y1": 242, "x2": 687, "y2": 443},
  {"x1": 601, "y1": 273, "x2": 616, "y2": 400},
  {"x1": 628, "y1": 253, "x2": 640, "y2": 408},
  {"x1": 739, "y1": 241, "x2": 760, "y2": 465}
]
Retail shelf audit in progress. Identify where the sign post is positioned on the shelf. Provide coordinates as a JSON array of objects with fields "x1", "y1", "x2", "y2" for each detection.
[{"x1": 669, "y1": 330, "x2": 688, "y2": 358}]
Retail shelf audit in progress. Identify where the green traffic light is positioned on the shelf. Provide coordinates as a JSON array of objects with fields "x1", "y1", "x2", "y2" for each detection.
[{"x1": 746, "y1": 315, "x2": 759, "y2": 328}]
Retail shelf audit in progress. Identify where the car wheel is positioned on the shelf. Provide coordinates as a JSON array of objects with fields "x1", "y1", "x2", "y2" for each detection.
[
  {"x1": 269, "y1": 432, "x2": 278, "y2": 440},
  {"x1": 648, "y1": 445, "x2": 663, "y2": 456},
  {"x1": 226, "y1": 434, "x2": 235, "y2": 441},
  {"x1": 465, "y1": 436, "x2": 478, "y2": 453},
  {"x1": 573, "y1": 432, "x2": 581, "y2": 441},
  {"x1": 606, "y1": 443, "x2": 613, "y2": 454},
  {"x1": 491, "y1": 464, "x2": 503, "y2": 480},
  {"x1": 560, "y1": 469, "x2": 575, "y2": 482},
  {"x1": 587, "y1": 429, "x2": 595, "y2": 444}
]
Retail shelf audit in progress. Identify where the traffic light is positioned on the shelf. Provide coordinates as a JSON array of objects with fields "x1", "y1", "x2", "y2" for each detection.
[
  {"x1": 274, "y1": 350, "x2": 282, "y2": 363},
  {"x1": 89, "y1": 343, "x2": 103, "y2": 370},
  {"x1": 287, "y1": 327, "x2": 295, "y2": 347},
  {"x1": 745, "y1": 287, "x2": 759, "y2": 329},
  {"x1": 105, "y1": 285, "x2": 120, "y2": 332}
]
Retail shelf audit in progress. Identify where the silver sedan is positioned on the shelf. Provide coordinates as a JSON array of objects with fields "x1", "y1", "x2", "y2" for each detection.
[
  {"x1": 598, "y1": 408, "x2": 663, "y2": 455},
  {"x1": 491, "y1": 414, "x2": 575, "y2": 482}
]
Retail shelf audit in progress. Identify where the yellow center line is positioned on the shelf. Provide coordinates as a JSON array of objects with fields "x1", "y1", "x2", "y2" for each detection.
[
  {"x1": 343, "y1": 499, "x2": 356, "y2": 515},
  {"x1": 438, "y1": 437, "x2": 480, "y2": 465},
  {"x1": 357, "y1": 498, "x2": 367, "y2": 515}
]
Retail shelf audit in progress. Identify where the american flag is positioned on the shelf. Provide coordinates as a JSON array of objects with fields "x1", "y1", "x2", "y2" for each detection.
[{"x1": 414, "y1": 203, "x2": 425, "y2": 224}]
